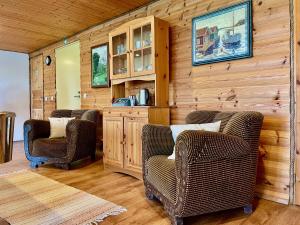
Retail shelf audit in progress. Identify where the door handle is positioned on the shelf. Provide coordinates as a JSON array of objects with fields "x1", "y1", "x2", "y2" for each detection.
[{"x1": 74, "y1": 95, "x2": 81, "y2": 98}]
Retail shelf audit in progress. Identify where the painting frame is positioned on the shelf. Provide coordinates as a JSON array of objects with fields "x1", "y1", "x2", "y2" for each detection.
[
  {"x1": 192, "y1": 0, "x2": 252, "y2": 66},
  {"x1": 91, "y1": 43, "x2": 110, "y2": 88}
]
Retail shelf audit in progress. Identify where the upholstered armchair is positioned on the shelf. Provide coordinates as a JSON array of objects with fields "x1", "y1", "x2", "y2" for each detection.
[
  {"x1": 142, "y1": 111, "x2": 264, "y2": 225},
  {"x1": 24, "y1": 109, "x2": 99, "y2": 169}
]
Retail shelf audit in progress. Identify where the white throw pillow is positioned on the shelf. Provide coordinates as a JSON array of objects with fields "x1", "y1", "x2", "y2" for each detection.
[
  {"x1": 49, "y1": 117, "x2": 75, "y2": 139},
  {"x1": 168, "y1": 120, "x2": 221, "y2": 160}
]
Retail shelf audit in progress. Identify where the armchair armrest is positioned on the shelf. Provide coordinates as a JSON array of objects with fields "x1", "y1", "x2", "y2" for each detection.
[
  {"x1": 66, "y1": 119, "x2": 96, "y2": 161},
  {"x1": 24, "y1": 119, "x2": 50, "y2": 141},
  {"x1": 174, "y1": 130, "x2": 256, "y2": 217},
  {"x1": 23, "y1": 119, "x2": 50, "y2": 160},
  {"x1": 142, "y1": 124, "x2": 174, "y2": 163}
]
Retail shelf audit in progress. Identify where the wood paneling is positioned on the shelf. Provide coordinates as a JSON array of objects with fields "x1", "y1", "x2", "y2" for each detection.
[
  {"x1": 30, "y1": 55, "x2": 44, "y2": 120},
  {"x1": 30, "y1": 0, "x2": 292, "y2": 204},
  {"x1": 0, "y1": 0, "x2": 153, "y2": 53},
  {"x1": 42, "y1": 50, "x2": 56, "y2": 119},
  {"x1": 295, "y1": 0, "x2": 300, "y2": 205}
]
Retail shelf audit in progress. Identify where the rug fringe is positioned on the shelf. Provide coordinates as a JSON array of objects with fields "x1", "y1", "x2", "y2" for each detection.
[{"x1": 86, "y1": 206, "x2": 127, "y2": 225}]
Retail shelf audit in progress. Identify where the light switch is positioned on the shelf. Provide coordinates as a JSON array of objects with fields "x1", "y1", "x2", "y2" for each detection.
[
  {"x1": 44, "y1": 96, "x2": 48, "y2": 101},
  {"x1": 83, "y1": 93, "x2": 87, "y2": 99},
  {"x1": 50, "y1": 96, "x2": 54, "y2": 101}
]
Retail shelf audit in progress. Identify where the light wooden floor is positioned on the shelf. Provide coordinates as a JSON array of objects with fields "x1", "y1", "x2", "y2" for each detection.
[{"x1": 8, "y1": 142, "x2": 300, "y2": 225}]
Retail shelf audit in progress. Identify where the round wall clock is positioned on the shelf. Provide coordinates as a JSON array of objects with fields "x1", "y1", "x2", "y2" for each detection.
[{"x1": 45, "y1": 56, "x2": 52, "y2": 66}]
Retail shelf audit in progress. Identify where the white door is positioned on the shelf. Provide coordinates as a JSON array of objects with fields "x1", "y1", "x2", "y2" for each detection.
[{"x1": 55, "y1": 41, "x2": 81, "y2": 110}]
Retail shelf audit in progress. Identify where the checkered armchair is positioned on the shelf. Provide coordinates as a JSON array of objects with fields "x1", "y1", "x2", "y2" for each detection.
[{"x1": 142, "y1": 111, "x2": 264, "y2": 225}]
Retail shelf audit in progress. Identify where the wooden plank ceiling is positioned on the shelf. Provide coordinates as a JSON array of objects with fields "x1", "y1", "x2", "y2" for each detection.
[{"x1": 0, "y1": 0, "x2": 152, "y2": 53}]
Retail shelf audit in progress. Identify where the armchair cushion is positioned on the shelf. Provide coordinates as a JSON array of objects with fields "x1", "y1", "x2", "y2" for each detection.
[
  {"x1": 49, "y1": 117, "x2": 75, "y2": 138},
  {"x1": 32, "y1": 138, "x2": 67, "y2": 158},
  {"x1": 145, "y1": 155, "x2": 176, "y2": 203},
  {"x1": 170, "y1": 121, "x2": 221, "y2": 142}
]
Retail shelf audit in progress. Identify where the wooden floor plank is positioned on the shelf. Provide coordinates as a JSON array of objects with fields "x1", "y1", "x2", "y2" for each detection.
[{"x1": 7, "y1": 141, "x2": 300, "y2": 225}]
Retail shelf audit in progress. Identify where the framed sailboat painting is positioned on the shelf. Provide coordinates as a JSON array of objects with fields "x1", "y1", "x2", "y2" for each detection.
[{"x1": 192, "y1": 1, "x2": 252, "y2": 66}]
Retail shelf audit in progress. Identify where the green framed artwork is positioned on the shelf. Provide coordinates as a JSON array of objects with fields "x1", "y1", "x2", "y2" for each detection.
[{"x1": 91, "y1": 43, "x2": 110, "y2": 88}]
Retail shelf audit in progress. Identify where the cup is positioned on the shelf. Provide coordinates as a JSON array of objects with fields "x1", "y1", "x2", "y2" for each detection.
[
  {"x1": 129, "y1": 96, "x2": 136, "y2": 106},
  {"x1": 135, "y1": 41, "x2": 141, "y2": 49}
]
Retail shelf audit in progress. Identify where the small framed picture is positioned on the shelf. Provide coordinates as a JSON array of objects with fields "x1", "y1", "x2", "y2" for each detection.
[
  {"x1": 192, "y1": 1, "x2": 252, "y2": 66},
  {"x1": 91, "y1": 43, "x2": 110, "y2": 88}
]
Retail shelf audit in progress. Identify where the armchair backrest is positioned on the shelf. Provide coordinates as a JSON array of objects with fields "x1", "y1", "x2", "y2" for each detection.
[
  {"x1": 185, "y1": 110, "x2": 235, "y2": 132},
  {"x1": 50, "y1": 110, "x2": 72, "y2": 118},
  {"x1": 222, "y1": 111, "x2": 264, "y2": 151},
  {"x1": 185, "y1": 110, "x2": 264, "y2": 150},
  {"x1": 50, "y1": 109, "x2": 99, "y2": 123}
]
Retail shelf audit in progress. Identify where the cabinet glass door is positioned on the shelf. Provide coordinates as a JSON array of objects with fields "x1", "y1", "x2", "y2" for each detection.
[
  {"x1": 131, "y1": 23, "x2": 154, "y2": 76},
  {"x1": 110, "y1": 29, "x2": 130, "y2": 79}
]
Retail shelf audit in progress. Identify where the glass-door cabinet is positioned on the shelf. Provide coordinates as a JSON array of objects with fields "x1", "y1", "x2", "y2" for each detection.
[
  {"x1": 109, "y1": 27, "x2": 130, "y2": 79},
  {"x1": 130, "y1": 20, "x2": 155, "y2": 77}
]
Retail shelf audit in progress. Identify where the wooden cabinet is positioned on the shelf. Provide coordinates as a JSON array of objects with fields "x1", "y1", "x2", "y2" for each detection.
[
  {"x1": 103, "y1": 116, "x2": 124, "y2": 168},
  {"x1": 103, "y1": 107, "x2": 169, "y2": 179},
  {"x1": 109, "y1": 16, "x2": 168, "y2": 80},
  {"x1": 130, "y1": 20, "x2": 154, "y2": 77},
  {"x1": 109, "y1": 27, "x2": 130, "y2": 80},
  {"x1": 109, "y1": 16, "x2": 169, "y2": 107},
  {"x1": 105, "y1": 16, "x2": 170, "y2": 179},
  {"x1": 124, "y1": 117, "x2": 147, "y2": 174}
]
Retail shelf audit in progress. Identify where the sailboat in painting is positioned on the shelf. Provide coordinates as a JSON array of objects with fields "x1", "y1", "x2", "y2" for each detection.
[{"x1": 222, "y1": 11, "x2": 243, "y2": 50}]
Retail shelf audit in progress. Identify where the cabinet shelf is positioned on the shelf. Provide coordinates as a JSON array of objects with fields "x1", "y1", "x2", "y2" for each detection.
[{"x1": 112, "y1": 52, "x2": 127, "y2": 57}]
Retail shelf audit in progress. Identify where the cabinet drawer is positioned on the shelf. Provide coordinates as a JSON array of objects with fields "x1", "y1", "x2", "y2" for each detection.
[{"x1": 103, "y1": 107, "x2": 149, "y2": 118}]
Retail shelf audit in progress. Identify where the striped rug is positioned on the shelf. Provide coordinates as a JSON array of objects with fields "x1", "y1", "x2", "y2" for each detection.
[{"x1": 0, "y1": 170, "x2": 126, "y2": 225}]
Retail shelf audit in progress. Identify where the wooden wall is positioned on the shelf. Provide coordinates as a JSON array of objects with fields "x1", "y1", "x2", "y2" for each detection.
[
  {"x1": 295, "y1": 0, "x2": 300, "y2": 205},
  {"x1": 30, "y1": 0, "x2": 292, "y2": 204},
  {"x1": 42, "y1": 50, "x2": 56, "y2": 119}
]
